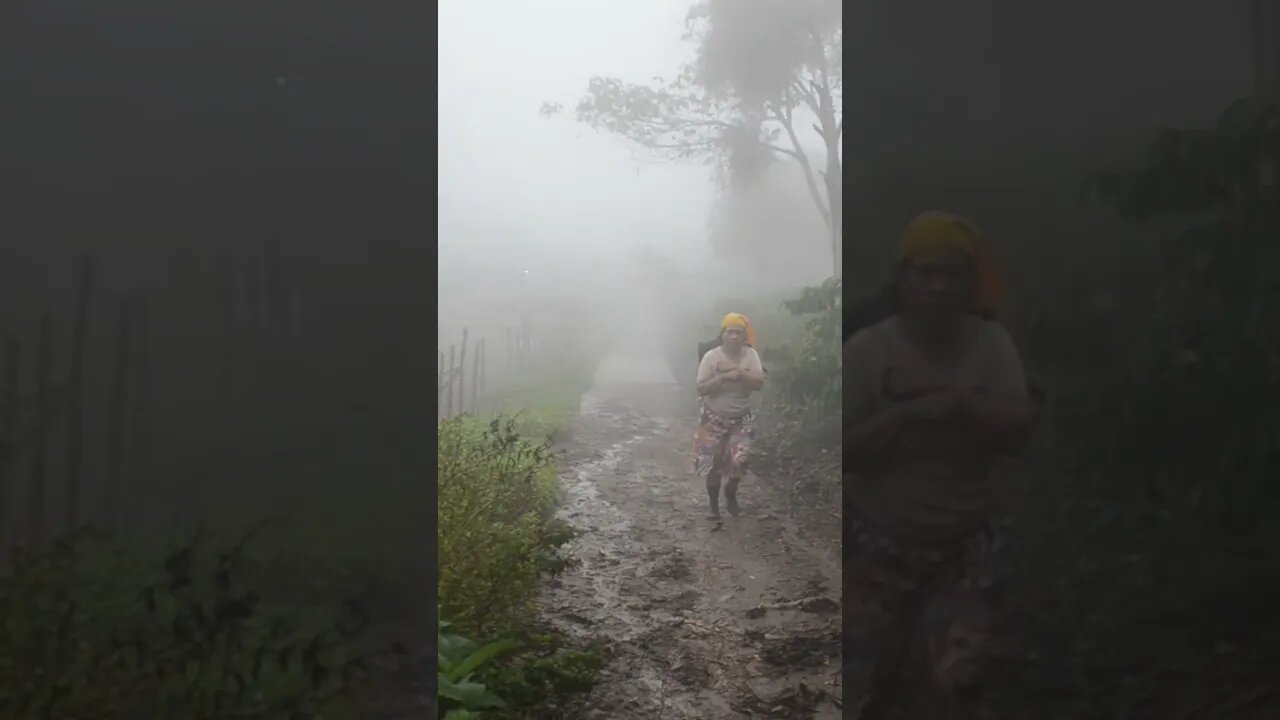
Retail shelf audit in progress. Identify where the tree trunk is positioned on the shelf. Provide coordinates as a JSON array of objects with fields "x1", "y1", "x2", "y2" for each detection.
[
  {"x1": 818, "y1": 81, "x2": 843, "y2": 279},
  {"x1": 825, "y1": 149, "x2": 842, "y2": 279},
  {"x1": 775, "y1": 81, "x2": 841, "y2": 278}
]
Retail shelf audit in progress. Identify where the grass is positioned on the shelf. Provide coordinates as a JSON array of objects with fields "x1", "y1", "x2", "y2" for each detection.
[
  {"x1": 487, "y1": 359, "x2": 594, "y2": 443},
  {"x1": 177, "y1": 408, "x2": 432, "y2": 614}
]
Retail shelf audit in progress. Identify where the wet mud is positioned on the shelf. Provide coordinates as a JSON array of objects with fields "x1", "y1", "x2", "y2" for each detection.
[{"x1": 542, "y1": 352, "x2": 842, "y2": 719}]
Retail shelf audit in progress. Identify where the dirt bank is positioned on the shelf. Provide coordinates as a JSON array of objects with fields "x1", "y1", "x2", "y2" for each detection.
[{"x1": 541, "y1": 352, "x2": 842, "y2": 719}]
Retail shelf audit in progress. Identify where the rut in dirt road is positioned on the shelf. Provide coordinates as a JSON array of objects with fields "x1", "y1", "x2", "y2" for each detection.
[{"x1": 541, "y1": 351, "x2": 842, "y2": 719}]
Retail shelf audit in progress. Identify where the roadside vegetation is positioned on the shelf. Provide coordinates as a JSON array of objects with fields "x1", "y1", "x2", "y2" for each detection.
[
  {"x1": 0, "y1": 397, "x2": 431, "y2": 719},
  {"x1": 436, "y1": 354, "x2": 605, "y2": 719},
  {"x1": 0, "y1": 528, "x2": 371, "y2": 719},
  {"x1": 977, "y1": 95, "x2": 1280, "y2": 717}
]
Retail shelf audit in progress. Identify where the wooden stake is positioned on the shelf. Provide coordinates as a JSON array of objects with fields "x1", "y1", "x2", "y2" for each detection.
[
  {"x1": 446, "y1": 345, "x2": 455, "y2": 418},
  {"x1": 471, "y1": 338, "x2": 481, "y2": 410},
  {"x1": 0, "y1": 335, "x2": 20, "y2": 543},
  {"x1": 65, "y1": 257, "x2": 95, "y2": 531},
  {"x1": 458, "y1": 328, "x2": 469, "y2": 414},
  {"x1": 31, "y1": 313, "x2": 52, "y2": 544},
  {"x1": 106, "y1": 300, "x2": 134, "y2": 530}
]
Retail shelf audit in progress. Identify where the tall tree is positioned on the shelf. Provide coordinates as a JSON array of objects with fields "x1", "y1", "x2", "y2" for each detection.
[{"x1": 545, "y1": 0, "x2": 842, "y2": 276}]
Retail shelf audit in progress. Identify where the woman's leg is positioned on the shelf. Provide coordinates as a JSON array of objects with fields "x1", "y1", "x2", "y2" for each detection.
[
  {"x1": 862, "y1": 548, "x2": 986, "y2": 718},
  {"x1": 845, "y1": 509, "x2": 950, "y2": 719},
  {"x1": 706, "y1": 468, "x2": 722, "y2": 518},
  {"x1": 693, "y1": 405, "x2": 726, "y2": 519},
  {"x1": 860, "y1": 575, "x2": 941, "y2": 719},
  {"x1": 721, "y1": 414, "x2": 754, "y2": 516},
  {"x1": 723, "y1": 475, "x2": 741, "y2": 515},
  {"x1": 846, "y1": 549, "x2": 915, "y2": 719}
]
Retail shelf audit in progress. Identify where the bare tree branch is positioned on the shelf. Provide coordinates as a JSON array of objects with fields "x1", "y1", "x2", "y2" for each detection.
[{"x1": 767, "y1": 100, "x2": 830, "y2": 224}]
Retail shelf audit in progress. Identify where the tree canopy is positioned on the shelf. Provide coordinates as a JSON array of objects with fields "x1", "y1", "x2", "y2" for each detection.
[{"x1": 544, "y1": 0, "x2": 842, "y2": 276}]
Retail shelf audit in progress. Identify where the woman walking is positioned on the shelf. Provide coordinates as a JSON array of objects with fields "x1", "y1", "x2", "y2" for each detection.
[
  {"x1": 694, "y1": 313, "x2": 765, "y2": 519},
  {"x1": 843, "y1": 211, "x2": 1033, "y2": 717}
]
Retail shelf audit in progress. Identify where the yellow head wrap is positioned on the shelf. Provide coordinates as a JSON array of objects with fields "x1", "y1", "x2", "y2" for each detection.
[
  {"x1": 900, "y1": 210, "x2": 1006, "y2": 313},
  {"x1": 720, "y1": 312, "x2": 758, "y2": 347}
]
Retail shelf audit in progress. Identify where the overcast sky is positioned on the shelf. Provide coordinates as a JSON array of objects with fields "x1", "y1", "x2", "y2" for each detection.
[{"x1": 437, "y1": 0, "x2": 718, "y2": 275}]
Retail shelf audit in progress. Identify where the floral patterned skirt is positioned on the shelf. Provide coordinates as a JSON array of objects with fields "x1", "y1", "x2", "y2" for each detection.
[
  {"x1": 843, "y1": 504, "x2": 1022, "y2": 712},
  {"x1": 692, "y1": 403, "x2": 755, "y2": 479}
]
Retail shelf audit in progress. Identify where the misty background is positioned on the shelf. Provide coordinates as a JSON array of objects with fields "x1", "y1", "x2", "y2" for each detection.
[
  {"x1": 0, "y1": 0, "x2": 430, "y2": 609},
  {"x1": 845, "y1": 0, "x2": 1254, "y2": 302},
  {"x1": 437, "y1": 0, "x2": 836, "y2": 364}
]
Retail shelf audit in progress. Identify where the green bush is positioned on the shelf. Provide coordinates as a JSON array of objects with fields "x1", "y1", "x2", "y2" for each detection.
[
  {"x1": 1082, "y1": 96, "x2": 1280, "y2": 556},
  {"x1": 437, "y1": 416, "x2": 603, "y2": 718},
  {"x1": 437, "y1": 416, "x2": 573, "y2": 640},
  {"x1": 761, "y1": 277, "x2": 842, "y2": 451},
  {"x1": 439, "y1": 351, "x2": 605, "y2": 717},
  {"x1": 0, "y1": 529, "x2": 368, "y2": 719}
]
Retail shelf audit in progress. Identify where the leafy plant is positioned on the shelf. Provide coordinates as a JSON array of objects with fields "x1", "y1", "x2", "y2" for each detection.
[
  {"x1": 438, "y1": 410, "x2": 603, "y2": 718},
  {"x1": 477, "y1": 633, "x2": 604, "y2": 719},
  {"x1": 438, "y1": 617, "x2": 519, "y2": 718},
  {"x1": 0, "y1": 528, "x2": 370, "y2": 719},
  {"x1": 763, "y1": 276, "x2": 842, "y2": 448},
  {"x1": 437, "y1": 416, "x2": 575, "y2": 640},
  {"x1": 1080, "y1": 95, "x2": 1280, "y2": 561}
]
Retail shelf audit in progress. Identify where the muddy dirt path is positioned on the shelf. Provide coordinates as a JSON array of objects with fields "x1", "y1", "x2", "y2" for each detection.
[{"x1": 542, "y1": 352, "x2": 842, "y2": 719}]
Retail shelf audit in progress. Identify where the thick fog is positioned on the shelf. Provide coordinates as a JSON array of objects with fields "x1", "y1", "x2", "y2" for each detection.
[
  {"x1": 437, "y1": 0, "x2": 836, "y2": 359},
  {"x1": 1, "y1": 2, "x2": 430, "y2": 541},
  {"x1": 846, "y1": 0, "x2": 1255, "y2": 295}
]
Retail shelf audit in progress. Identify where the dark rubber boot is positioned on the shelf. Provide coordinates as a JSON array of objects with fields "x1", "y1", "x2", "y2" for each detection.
[
  {"x1": 724, "y1": 476, "x2": 741, "y2": 516},
  {"x1": 706, "y1": 471, "x2": 722, "y2": 519}
]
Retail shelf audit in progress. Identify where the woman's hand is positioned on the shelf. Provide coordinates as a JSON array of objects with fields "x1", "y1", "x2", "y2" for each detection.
[
  {"x1": 846, "y1": 402, "x2": 914, "y2": 467},
  {"x1": 697, "y1": 372, "x2": 726, "y2": 396},
  {"x1": 887, "y1": 363, "x2": 950, "y2": 401},
  {"x1": 897, "y1": 385, "x2": 967, "y2": 421}
]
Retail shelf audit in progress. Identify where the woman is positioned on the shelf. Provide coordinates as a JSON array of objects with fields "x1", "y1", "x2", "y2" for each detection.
[
  {"x1": 843, "y1": 211, "x2": 1032, "y2": 716},
  {"x1": 694, "y1": 313, "x2": 765, "y2": 519}
]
